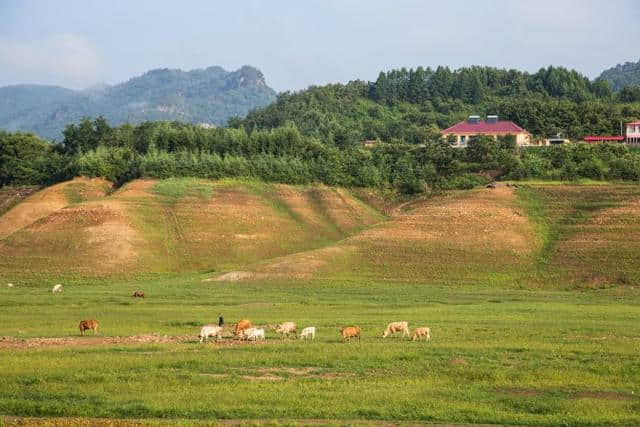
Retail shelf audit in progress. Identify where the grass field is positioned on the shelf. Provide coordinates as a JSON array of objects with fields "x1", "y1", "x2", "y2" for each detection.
[
  {"x1": 1, "y1": 277, "x2": 639, "y2": 425},
  {"x1": 1, "y1": 180, "x2": 640, "y2": 425}
]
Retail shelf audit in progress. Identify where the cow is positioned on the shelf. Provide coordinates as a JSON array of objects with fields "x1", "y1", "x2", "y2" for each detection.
[
  {"x1": 245, "y1": 327, "x2": 265, "y2": 341},
  {"x1": 132, "y1": 291, "x2": 145, "y2": 298},
  {"x1": 52, "y1": 284, "x2": 63, "y2": 293},
  {"x1": 382, "y1": 321, "x2": 410, "y2": 339},
  {"x1": 199, "y1": 325, "x2": 223, "y2": 342},
  {"x1": 341, "y1": 326, "x2": 361, "y2": 342},
  {"x1": 234, "y1": 319, "x2": 252, "y2": 338},
  {"x1": 275, "y1": 322, "x2": 297, "y2": 339},
  {"x1": 411, "y1": 327, "x2": 431, "y2": 341},
  {"x1": 79, "y1": 319, "x2": 99, "y2": 336},
  {"x1": 7, "y1": 283, "x2": 14, "y2": 288},
  {"x1": 299, "y1": 326, "x2": 316, "y2": 340}
]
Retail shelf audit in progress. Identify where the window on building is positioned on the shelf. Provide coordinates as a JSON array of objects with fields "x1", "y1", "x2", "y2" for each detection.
[{"x1": 460, "y1": 136, "x2": 466, "y2": 145}]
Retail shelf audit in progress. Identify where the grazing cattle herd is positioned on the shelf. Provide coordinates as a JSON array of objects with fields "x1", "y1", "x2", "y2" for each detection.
[
  {"x1": 81, "y1": 317, "x2": 430, "y2": 343},
  {"x1": 5, "y1": 284, "x2": 433, "y2": 343}
]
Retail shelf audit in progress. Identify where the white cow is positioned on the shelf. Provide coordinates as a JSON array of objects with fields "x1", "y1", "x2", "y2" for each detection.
[
  {"x1": 52, "y1": 284, "x2": 63, "y2": 293},
  {"x1": 382, "y1": 321, "x2": 410, "y2": 338},
  {"x1": 7, "y1": 283, "x2": 14, "y2": 288},
  {"x1": 275, "y1": 322, "x2": 297, "y2": 339},
  {"x1": 199, "y1": 325, "x2": 223, "y2": 342},
  {"x1": 245, "y1": 327, "x2": 265, "y2": 341},
  {"x1": 299, "y1": 326, "x2": 316, "y2": 340}
]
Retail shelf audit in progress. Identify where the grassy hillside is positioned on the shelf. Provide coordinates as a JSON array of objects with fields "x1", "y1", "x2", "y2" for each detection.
[
  {"x1": 4, "y1": 179, "x2": 640, "y2": 288},
  {"x1": 0, "y1": 177, "x2": 383, "y2": 281},
  {"x1": 223, "y1": 186, "x2": 536, "y2": 284},
  {"x1": 518, "y1": 184, "x2": 640, "y2": 287},
  {"x1": 205, "y1": 183, "x2": 640, "y2": 289}
]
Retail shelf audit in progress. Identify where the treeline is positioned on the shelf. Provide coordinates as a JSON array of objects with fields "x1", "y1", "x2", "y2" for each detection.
[
  {"x1": 371, "y1": 66, "x2": 614, "y2": 104},
  {"x1": 3, "y1": 119, "x2": 640, "y2": 194}
]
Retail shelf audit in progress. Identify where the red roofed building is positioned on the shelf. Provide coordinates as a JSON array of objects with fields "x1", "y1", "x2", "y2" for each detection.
[
  {"x1": 582, "y1": 136, "x2": 624, "y2": 144},
  {"x1": 626, "y1": 121, "x2": 640, "y2": 145},
  {"x1": 442, "y1": 115, "x2": 532, "y2": 147}
]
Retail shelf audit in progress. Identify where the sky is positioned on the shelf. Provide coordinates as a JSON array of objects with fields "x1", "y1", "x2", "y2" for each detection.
[{"x1": 1, "y1": 0, "x2": 639, "y2": 92}]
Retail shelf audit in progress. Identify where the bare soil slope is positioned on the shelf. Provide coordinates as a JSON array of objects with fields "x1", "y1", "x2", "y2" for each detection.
[
  {"x1": 212, "y1": 186, "x2": 539, "y2": 283},
  {"x1": 0, "y1": 178, "x2": 383, "y2": 278}
]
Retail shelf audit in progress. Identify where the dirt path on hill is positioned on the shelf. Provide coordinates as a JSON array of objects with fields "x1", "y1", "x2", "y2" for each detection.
[{"x1": 0, "y1": 334, "x2": 277, "y2": 350}]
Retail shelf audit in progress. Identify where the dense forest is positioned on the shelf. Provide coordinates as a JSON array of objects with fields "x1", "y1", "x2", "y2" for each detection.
[{"x1": 3, "y1": 65, "x2": 640, "y2": 194}]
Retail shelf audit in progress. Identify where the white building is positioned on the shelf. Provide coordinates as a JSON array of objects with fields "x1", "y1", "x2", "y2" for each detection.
[{"x1": 626, "y1": 121, "x2": 640, "y2": 145}]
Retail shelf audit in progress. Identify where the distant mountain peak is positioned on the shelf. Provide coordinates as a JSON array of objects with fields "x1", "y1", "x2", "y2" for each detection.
[
  {"x1": 0, "y1": 65, "x2": 277, "y2": 140},
  {"x1": 599, "y1": 58, "x2": 640, "y2": 91}
]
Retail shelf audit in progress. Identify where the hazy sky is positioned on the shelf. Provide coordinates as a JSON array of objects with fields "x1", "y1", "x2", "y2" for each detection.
[{"x1": 1, "y1": 0, "x2": 639, "y2": 91}]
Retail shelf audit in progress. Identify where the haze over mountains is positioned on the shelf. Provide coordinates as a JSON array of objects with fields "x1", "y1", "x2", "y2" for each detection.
[{"x1": 0, "y1": 65, "x2": 276, "y2": 140}]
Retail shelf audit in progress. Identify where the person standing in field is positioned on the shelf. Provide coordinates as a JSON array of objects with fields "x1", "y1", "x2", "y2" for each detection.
[{"x1": 218, "y1": 314, "x2": 224, "y2": 327}]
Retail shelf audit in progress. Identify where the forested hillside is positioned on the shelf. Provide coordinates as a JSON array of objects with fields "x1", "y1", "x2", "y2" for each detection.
[
  {"x1": 0, "y1": 66, "x2": 276, "y2": 140},
  {"x1": 237, "y1": 65, "x2": 640, "y2": 144}
]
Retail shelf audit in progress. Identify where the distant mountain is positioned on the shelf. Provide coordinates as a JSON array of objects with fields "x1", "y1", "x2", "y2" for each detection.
[
  {"x1": 599, "y1": 59, "x2": 640, "y2": 91},
  {"x1": 0, "y1": 65, "x2": 277, "y2": 140}
]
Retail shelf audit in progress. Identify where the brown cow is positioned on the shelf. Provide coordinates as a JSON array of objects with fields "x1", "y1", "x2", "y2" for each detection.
[
  {"x1": 234, "y1": 319, "x2": 252, "y2": 338},
  {"x1": 79, "y1": 319, "x2": 99, "y2": 336},
  {"x1": 132, "y1": 291, "x2": 145, "y2": 298},
  {"x1": 341, "y1": 326, "x2": 361, "y2": 342}
]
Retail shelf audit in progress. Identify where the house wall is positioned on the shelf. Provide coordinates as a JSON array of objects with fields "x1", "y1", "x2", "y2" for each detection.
[
  {"x1": 444, "y1": 132, "x2": 531, "y2": 147},
  {"x1": 515, "y1": 133, "x2": 531, "y2": 146}
]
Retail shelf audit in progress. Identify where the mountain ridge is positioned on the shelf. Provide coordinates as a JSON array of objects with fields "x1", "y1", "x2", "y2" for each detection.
[
  {"x1": 598, "y1": 58, "x2": 640, "y2": 91},
  {"x1": 0, "y1": 65, "x2": 276, "y2": 140}
]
